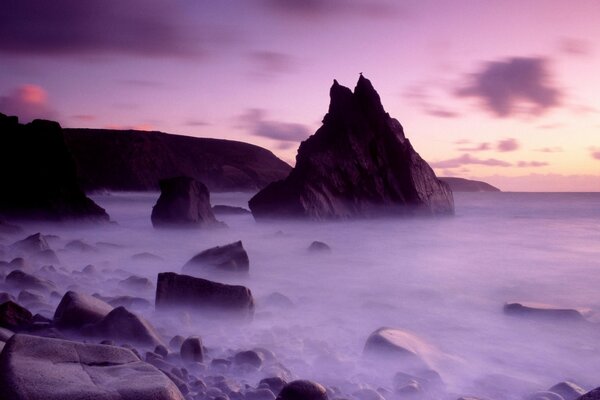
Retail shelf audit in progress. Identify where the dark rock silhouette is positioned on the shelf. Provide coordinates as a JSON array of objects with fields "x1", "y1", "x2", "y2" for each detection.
[
  {"x1": 0, "y1": 113, "x2": 109, "y2": 221},
  {"x1": 63, "y1": 127, "x2": 292, "y2": 192},
  {"x1": 439, "y1": 177, "x2": 500, "y2": 192},
  {"x1": 503, "y1": 302, "x2": 589, "y2": 322},
  {"x1": 212, "y1": 205, "x2": 251, "y2": 215},
  {"x1": 151, "y1": 176, "x2": 223, "y2": 228},
  {"x1": 277, "y1": 380, "x2": 329, "y2": 400},
  {"x1": 155, "y1": 272, "x2": 254, "y2": 314},
  {"x1": 182, "y1": 241, "x2": 249, "y2": 274},
  {"x1": 249, "y1": 76, "x2": 454, "y2": 220},
  {"x1": 0, "y1": 301, "x2": 32, "y2": 331}
]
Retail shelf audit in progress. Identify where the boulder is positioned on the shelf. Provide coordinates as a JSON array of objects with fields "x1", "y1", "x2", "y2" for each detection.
[
  {"x1": 180, "y1": 336, "x2": 204, "y2": 363},
  {"x1": 276, "y1": 380, "x2": 328, "y2": 400},
  {"x1": 118, "y1": 275, "x2": 154, "y2": 291},
  {"x1": 53, "y1": 291, "x2": 113, "y2": 330},
  {"x1": 0, "y1": 114, "x2": 109, "y2": 221},
  {"x1": 578, "y1": 388, "x2": 600, "y2": 399},
  {"x1": 0, "y1": 334, "x2": 184, "y2": 400},
  {"x1": 0, "y1": 326, "x2": 14, "y2": 341},
  {"x1": 64, "y1": 239, "x2": 96, "y2": 252},
  {"x1": 5, "y1": 270, "x2": 55, "y2": 292},
  {"x1": 151, "y1": 176, "x2": 222, "y2": 228},
  {"x1": 155, "y1": 272, "x2": 254, "y2": 314},
  {"x1": 182, "y1": 240, "x2": 250, "y2": 274},
  {"x1": 549, "y1": 382, "x2": 587, "y2": 400},
  {"x1": 82, "y1": 306, "x2": 164, "y2": 347},
  {"x1": 11, "y1": 232, "x2": 50, "y2": 253},
  {"x1": 249, "y1": 75, "x2": 454, "y2": 220},
  {"x1": 0, "y1": 301, "x2": 33, "y2": 330},
  {"x1": 212, "y1": 205, "x2": 251, "y2": 215},
  {"x1": 363, "y1": 327, "x2": 434, "y2": 370},
  {"x1": 260, "y1": 377, "x2": 288, "y2": 394},
  {"x1": 504, "y1": 302, "x2": 590, "y2": 322},
  {"x1": 307, "y1": 241, "x2": 331, "y2": 252},
  {"x1": 233, "y1": 350, "x2": 263, "y2": 368}
]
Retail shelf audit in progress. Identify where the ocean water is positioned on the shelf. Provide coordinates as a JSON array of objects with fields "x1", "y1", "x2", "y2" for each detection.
[{"x1": 10, "y1": 191, "x2": 600, "y2": 398}]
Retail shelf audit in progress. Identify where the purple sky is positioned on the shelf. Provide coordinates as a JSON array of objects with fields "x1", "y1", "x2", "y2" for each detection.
[{"x1": 1, "y1": 0, "x2": 599, "y2": 191}]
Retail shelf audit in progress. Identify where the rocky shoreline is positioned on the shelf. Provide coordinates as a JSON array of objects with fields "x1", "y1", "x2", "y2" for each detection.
[{"x1": 0, "y1": 222, "x2": 597, "y2": 400}]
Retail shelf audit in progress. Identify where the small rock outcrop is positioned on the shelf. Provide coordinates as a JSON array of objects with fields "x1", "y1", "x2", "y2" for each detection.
[
  {"x1": 155, "y1": 272, "x2": 254, "y2": 314},
  {"x1": 151, "y1": 176, "x2": 222, "y2": 228},
  {"x1": 439, "y1": 177, "x2": 500, "y2": 192},
  {"x1": 249, "y1": 75, "x2": 454, "y2": 220},
  {"x1": 503, "y1": 302, "x2": 590, "y2": 322},
  {"x1": 53, "y1": 291, "x2": 113, "y2": 330},
  {"x1": 277, "y1": 380, "x2": 329, "y2": 400},
  {"x1": 182, "y1": 241, "x2": 249, "y2": 274},
  {"x1": 0, "y1": 113, "x2": 109, "y2": 221},
  {"x1": 180, "y1": 336, "x2": 204, "y2": 363},
  {"x1": 0, "y1": 334, "x2": 184, "y2": 400}
]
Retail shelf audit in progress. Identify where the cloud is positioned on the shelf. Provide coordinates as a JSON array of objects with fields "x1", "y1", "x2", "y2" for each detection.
[
  {"x1": 559, "y1": 38, "x2": 591, "y2": 57},
  {"x1": 517, "y1": 161, "x2": 548, "y2": 168},
  {"x1": 238, "y1": 109, "x2": 311, "y2": 142},
  {"x1": 248, "y1": 51, "x2": 297, "y2": 77},
  {"x1": 262, "y1": 0, "x2": 400, "y2": 19},
  {"x1": 430, "y1": 153, "x2": 511, "y2": 169},
  {"x1": 456, "y1": 57, "x2": 563, "y2": 117},
  {"x1": 497, "y1": 138, "x2": 519, "y2": 152},
  {"x1": 0, "y1": 84, "x2": 57, "y2": 122},
  {"x1": 475, "y1": 173, "x2": 600, "y2": 192},
  {"x1": 535, "y1": 147, "x2": 563, "y2": 153},
  {"x1": 71, "y1": 114, "x2": 96, "y2": 122},
  {"x1": 185, "y1": 120, "x2": 210, "y2": 127},
  {"x1": 592, "y1": 150, "x2": 600, "y2": 161},
  {"x1": 403, "y1": 84, "x2": 460, "y2": 119},
  {"x1": 0, "y1": 0, "x2": 208, "y2": 58},
  {"x1": 455, "y1": 141, "x2": 491, "y2": 152}
]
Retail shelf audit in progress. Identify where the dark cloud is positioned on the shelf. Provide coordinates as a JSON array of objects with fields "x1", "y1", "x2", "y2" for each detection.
[
  {"x1": 263, "y1": 0, "x2": 400, "y2": 19},
  {"x1": 559, "y1": 38, "x2": 591, "y2": 56},
  {"x1": 248, "y1": 51, "x2": 297, "y2": 77},
  {"x1": 496, "y1": 138, "x2": 519, "y2": 152},
  {"x1": 517, "y1": 161, "x2": 549, "y2": 168},
  {"x1": 0, "y1": 84, "x2": 58, "y2": 123},
  {"x1": 430, "y1": 154, "x2": 511, "y2": 169},
  {"x1": 456, "y1": 57, "x2": 563, "y2": 117},
  {"x1": 238, "y1": 109, "x2": 311, "y2": 142},
  {"x1": 0, "y1": 0, "x2": 206, "y2": 58}
]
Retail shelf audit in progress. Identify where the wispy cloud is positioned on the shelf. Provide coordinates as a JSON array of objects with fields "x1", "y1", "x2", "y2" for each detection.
[
  {"x1": 535, "y1": 147, "x2": 563, "y2": 153},
  {"x1": 237, "y1": 108, "x2": 311, "y2": 142},
  {"x1": 497, "y1": 138, "x2": 519, "y2": 152},
  {"x1": 430, "y1": 153, "x2": 511, "y2": 169},
  {"x1": 517, "y1": 161, "x2": 548, "y2": 167},
  {"x1": 456, "y1": 57, "x2": 563, "y2": 117},
  {"x1": 559, "y1": 37, "x2": 592, "y2": 57},
  {"x1": 247, "y1": 50, "x2": 297, "y2": 78}
]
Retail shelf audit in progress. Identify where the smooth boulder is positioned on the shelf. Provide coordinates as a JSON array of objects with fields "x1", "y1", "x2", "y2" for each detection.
[
  {"x1": 53, "y1": 291, "x2": 113, "y2": 330},
  {"x1": 578, "y1": 388, "x2": 600, "y2": 399},
  {"x1": 504, "y1": 302, "x2": 590, "y2": 322},
  {"x1": 0, "y1": 301, "x2": 32, "y2": 330},
  {"x1": 276, "y1": 380, "x2": 328, "y2": 400},
  {"x1": 182, "y1": 241, "x2": 249, "y2": 274},
  {"x1": 151, "y1": 176, "x2": 222, "y2": 228},
  {"x1": 180, "y1": 336, "x2": 204, "y2": 363},
  {"x1": 363, "y1": 327, "x2": 434, "y2": 370},
  {"x1": 249, "y1": 75, "x2": 453, "y2": 220},
  {"x1": 155, "y1": 272, "x2": 254, "y2": 314},
  {"x1": 0, "y1": 334, "x2": 184, "y2": 400}
]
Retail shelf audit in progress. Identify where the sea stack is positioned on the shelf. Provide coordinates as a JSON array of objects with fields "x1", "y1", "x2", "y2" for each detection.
[{"x1": 248, "y1": 75, "x2": 454, "y2": 220}]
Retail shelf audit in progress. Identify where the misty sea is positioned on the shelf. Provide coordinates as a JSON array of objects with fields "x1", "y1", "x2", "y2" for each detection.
[{"x1": 25, "y1": 191, "x2": 600, "y2": 398}]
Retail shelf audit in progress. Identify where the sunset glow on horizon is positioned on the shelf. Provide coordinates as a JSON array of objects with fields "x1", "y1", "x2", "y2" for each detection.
[{"x1": 1, "y1": 0, "x2": 599, "y2": 191}]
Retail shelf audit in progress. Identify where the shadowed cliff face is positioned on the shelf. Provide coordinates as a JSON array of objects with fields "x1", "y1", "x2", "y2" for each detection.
[
  {"x1": 63, "y1": 128, "x2": 292, "y2": 192},
  {"x1": 0, "y1": 113, "x2": 108, "y2": 221},
  {"x1": 249, "y1": 75, "x2": 454, "y2": 220}
]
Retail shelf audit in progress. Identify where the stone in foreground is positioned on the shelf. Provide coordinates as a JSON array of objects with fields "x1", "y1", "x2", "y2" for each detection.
[
  {"x1": 53, "y1": 291, "x2": 113, "y2": 330},
  {"x1": 182, "y1": 240, "x2": 249, "y2": 274},
  {"x1": 249, "y1": 75, "x2": 453, "y2": 220},
  {"x1": 363, "y1": 327, "x2": 435, "y2": 371},
  {"x1": 276, "y1": 380, "x2": 328, "y2": 400},
  {"x1": 0, "y1": 334, "x2": 184, "y2": 400},
  {"x1": 155, "y1": 272, "x2": 254, "y2": 314},
  {"x1": 151, "y1": 176, "x2": 222, "y2": 228}
]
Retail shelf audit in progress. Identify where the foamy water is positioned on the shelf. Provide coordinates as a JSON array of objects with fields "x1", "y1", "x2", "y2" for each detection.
[{"x1": 7, "y1": 191, "x2": 600, "y2": 398}]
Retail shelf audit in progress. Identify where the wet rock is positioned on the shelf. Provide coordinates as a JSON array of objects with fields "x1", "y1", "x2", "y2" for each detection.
[
  {"x1": 151, "y1": 176, "x2": 223, "y2": 228},
  {"x1": 183, "y1": 241, "x2": 250, "y2": 274},
  {"x1": 36, "y1": 249, "x2": 60, "y2": 264},
  {"x1": 170, "y1": 334, "x2": 185, "y2": 350},
  {"x1": 65, "y1": 239, "x2": 96, "y2": 252},
  {"x1": 53, "y1": 291, "x2": 113, "y2": 330},
  {"x1": 82, "y1": 306, "x2": 164, "y2": 347},
  {"x1": 308, "y1": 241, "x2": 331, "y2": 253},
  {"x1": 577, "y1": 388, "x2": 600, "y2": 399},
  {"x1": 156, "y1": 272, "x2": 255, "y2": 314},
  {"x1": 155, "y1": 344, "x2": 169, "y2": 358},
  {"x1": 363, "y1": 327, "x2": 433, "y2": 370},
  {"x1": 17, "y1": 290, "x2": 44, "y2": 306},
  {"x1": 0, "y1": 301, "x2": 32, "y2": 330},
  {"x1": 249, "y1": 75, "x2": 454, "y2": 220},
  {"x1": 0, "y1": 292, "x2": 17, "y2": 303},
  {"x1": 0, "y1": 115, "x2": 109, "y2": 221},
  {"x1": 549, "y1": 382, "x2": 587, "y2": 400},
  {"x1": 181, "y1": 336, "x2": 204, "y2": 363},
  {"x1": 9, "y1": 257, "x2": 29, "y2": 269},
  {"x1": 277, "y1": 380, "x2": 328, "y2": 400},
  {"x1": 260, "y1": 377, "x2": 288, "y2": 395},
  {"x1": 504, "y1": 302, "x2": 590, "y2": 322},
  {"x1": 119, "y1": 275, "x2": 154, "y2": 291},
  {"x1": 11, "y1": 233, "x2": 50, "y2": 253},
  {"x1": 212, "y1": 205, "x2": 251, "y2": 215},
  {"x1": 5, "y1": 270, "x2": 55, "y2": 292},
  {"x1": 81, "y1": 264, "x2": 97, "y2": 274},
  {"x1": 233, "y1": 350, "x2": 263, "y2": 368},
  {"x1": 0, "y1": 326, "x2": 14, "y2": 341},
  {"x1": 0, "y1": 334, "x2": 184, "y2": 400},
  {"x1": 211, "y1": 358, "x2": 232, "y2": 371}
]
